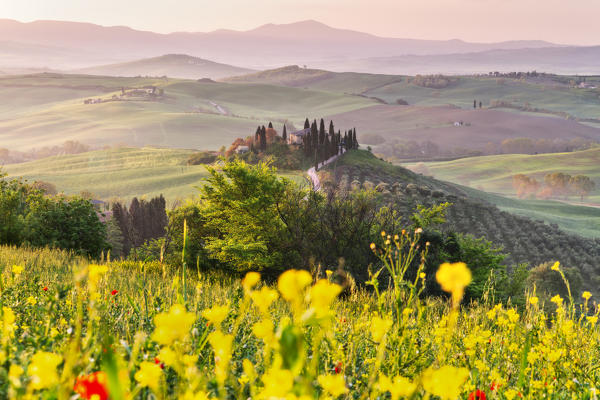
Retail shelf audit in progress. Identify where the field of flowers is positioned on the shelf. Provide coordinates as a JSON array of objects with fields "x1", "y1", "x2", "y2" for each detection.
[{"x1": 1, "y1": 230, "x2": 600, "y2": 399}]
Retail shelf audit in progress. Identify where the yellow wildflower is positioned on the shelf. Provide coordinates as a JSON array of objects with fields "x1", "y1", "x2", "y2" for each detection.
[
  {"x1": 252, "y1": 319, "x2": 275, "y2": 343},
  {"x1": 242, "y1": 272, "x2": 260, "y2": 293},
  {"x1": 2, "y1": 307, "x2": 16, "y2": 336},
  {"x1": 318, "y1": 374, "x2": 348, "y2": 397},
  {"x1": 182, "y1": 390, "x2": 210, "y2": 400},
  {"x1": 370, "y1": 316, "x2": 393, "y2": 342},
  {"x1": 370, "y1": 243, "x2": 376, "y2": 250},
  {"x1": 152, "y1": 304, "x2": 196, "y2": 345},
  {"x1": 529, "y1": 296, "x2": 539, "y2": 305},
  {"x1": 134, "y1": 361, "x2": 162, "y2": 391},
  {"x1": 208, "y1": 331, "x2": 233, "y2": 384},
  {"x1": 202, "y1": 304, "x2": 229, "y2": 327},
  {"x1": 88, "y1": 264, "x2": 109, "y2": 292},
  {"x1": 422, "y1": 365, "x2": 469, "y2": 400},
  {"x1": 551, "y1": 261, "x2": 560, "y2": 271},
  {"x1": 158, "y1": 347, "x2": 177, "y2": 366},
  {"x1": 551, "y1": 295, "x2": 563, "y2": 306},
  {"x1": 378, "y1": 374, "x2": 416, "y2": 400},
  {"x1": 8, "y1": 364, "x2": 24, "y2": 387},
  {"x1": 260, "y1": 368, "x2": 294, "y2": 398},
  {"x1": 308, "y1": 279, "x2": 342, "y2": 318},
  {"x1": 436, "y1": 262, "x2": 472, "y2": 306},
  {"x1": 583, "y1": 291, "x2": 592, "y2": 300},
  {"x1": 250, "y1": 287, "x2": 279, "y2": 315},
  {"x1": 26, "y1": 296, "x2": 37, "y2": 306},
  {"x1": 278, "y1": 269, "x2": 312, "y2": 309},
  {"x1": 27, "y1": 351, "x2": 63, "y2": 390},
  {"x1": 11, "y1": 264, "x2": 24, "y2": 275}
]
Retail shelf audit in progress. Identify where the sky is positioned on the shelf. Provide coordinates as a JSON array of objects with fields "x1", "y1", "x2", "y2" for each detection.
[{"x1": 2, "y1": 0, "x2": 599, "y2": 45}]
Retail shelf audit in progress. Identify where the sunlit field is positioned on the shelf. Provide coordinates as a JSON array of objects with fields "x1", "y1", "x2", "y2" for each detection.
[{"x1": 1, "y1": 230, "x2": 598, "y2": 399}]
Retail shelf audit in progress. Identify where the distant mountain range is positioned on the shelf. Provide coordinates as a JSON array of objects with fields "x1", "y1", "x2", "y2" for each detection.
[
  {"x1": 75, "y1": 54, "x2": 254, "y2": 79},
  {"x1": 1, "y1": 18, "x2": 585, "y2": 74}
]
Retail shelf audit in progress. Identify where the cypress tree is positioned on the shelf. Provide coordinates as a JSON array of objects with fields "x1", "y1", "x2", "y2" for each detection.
[
  {"x1": 260, "y1": 126, "x2": 267, "y2": 150},
  {"x1": 268, "y1": 121, "x2": 273, "y2": 129},
  {"x1": 255, "y1": 126, "x2": 261, "y2": 143},
  {"x1": 282, "y1": 124, "x2": 287, "y2": 142},
  {"x1": 319, "y1": 119, "x2": 326, "y2": 145},
  {"x1": 304, "y1": 118, "x2": 310, "y2": 129},
  {"x1": 329, "y1": 120, "x2": 335, "y2": 135},
  {"x1": 311, "y1": 121, "x2": 318, "y2": 151}
]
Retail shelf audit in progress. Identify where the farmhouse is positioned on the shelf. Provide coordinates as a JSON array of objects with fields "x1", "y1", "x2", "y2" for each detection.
[
  {"x1": 236, "y1": 145, "x2": 250, "y2": 154},
  {"x1": 288, "y1": 128, "x2": 310, "y2": 145}
]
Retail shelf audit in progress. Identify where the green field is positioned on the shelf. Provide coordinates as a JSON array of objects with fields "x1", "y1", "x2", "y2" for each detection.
[
  {"x1": 0, "y1": 73, "x2": 375, "y2": 151},
  {"x1": 3, "y1": 147, "x2": 305, "y2": 203},
  {"x1": 410, "y1": 147, "x2": 600, "y2": 203},
  {"x1": 364, "y1": 76, "x2": 600, "y2": 119}
]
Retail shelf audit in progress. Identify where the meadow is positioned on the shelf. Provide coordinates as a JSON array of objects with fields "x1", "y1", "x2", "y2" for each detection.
[
  {"x1": 1, "y1": 232, "x2": 599, "y2": 399},
  {"x1": 0, "y1": 73, "x2": 374, "y2": 151},
  {"x1": 412, "y1": 148, "x2": 600, "y2": 203},
  {"x1": 2, "y1": 147, "x2": 304, "y2": 202}
]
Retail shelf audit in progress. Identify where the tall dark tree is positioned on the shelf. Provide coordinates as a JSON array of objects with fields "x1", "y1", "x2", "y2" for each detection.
[
  {"x1": 268, "y1": 121, "x2": 273, "y2": 129},
  {"x1": 282, "y1": 124, "x2": 287, "y2": 142},
  {"x1": 474, "y1": 99, "x2": 477, "y2": 109},
  {"x1": 304, "y1": 118, "x2": 310, "y2": 129},
  {"x1": 319, "y1": 119, "x2": 326, "y2": 145},
  {"x1": 260, "y1": 126, "x2": 267, "y2": 151},
  {"x1": 255, "y1": 126, "x2": 261, "y2": 143},
  {"x1": 311, "y1": 121, "x2": 318, "y2": 151},
  {"x1": 329, "y1": 120, "x2": 335, "y2": 135}
]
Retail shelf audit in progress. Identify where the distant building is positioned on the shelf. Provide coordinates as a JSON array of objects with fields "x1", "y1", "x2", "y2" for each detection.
[
  {"x1": 235, "y1": 145, "x2": 250, "y2": 154},
  {"x1": 288, "y1": 128, "x2": 310, "y2": 145}
]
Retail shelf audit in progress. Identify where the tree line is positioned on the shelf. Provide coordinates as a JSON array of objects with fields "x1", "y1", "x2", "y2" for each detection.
[
  {"x1": 301, "y1": 118, "x2": 358, "y2": 168},
  {"x1": 513, "y1": 172, "x2": 596, "y2": 201}
]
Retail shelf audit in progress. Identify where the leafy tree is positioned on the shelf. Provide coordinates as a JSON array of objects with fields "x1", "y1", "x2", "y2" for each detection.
[{"x1": 570, "y1": 175, "x2": 596, "y2": 201}]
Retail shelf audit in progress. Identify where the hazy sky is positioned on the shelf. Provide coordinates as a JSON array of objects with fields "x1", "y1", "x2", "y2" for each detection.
[{"x1": 2, "y1": 0, "x2": 598, "y2": 45}]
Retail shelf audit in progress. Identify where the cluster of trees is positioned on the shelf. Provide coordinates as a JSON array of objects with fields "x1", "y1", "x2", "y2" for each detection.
[
  {"x1": 409, "y1": 74, "x2": 459, "y2": 89},
  {"x1": 0, "y1": 170, "x2": 106, "y2": 257},
  {"x1": 0, "y1": 140, "x2": 91, "y2": 164},
  {"x1": 499, "y1": 137, "x2": 595, "y2": 155},
  {"x1": 301, "y1": 118, "x2": 358, "y2": 168},
  {"x1": 513, "y1": 172, "x2": 596, "y2": 200},
  {"x1": 111, "y1": 196, "x2": 168, "y2": 257}
]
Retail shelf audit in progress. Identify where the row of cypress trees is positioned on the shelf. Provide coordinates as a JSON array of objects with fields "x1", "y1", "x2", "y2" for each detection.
[{"x1": 301, "y1": 118, "x2": 358, "y2": 166}]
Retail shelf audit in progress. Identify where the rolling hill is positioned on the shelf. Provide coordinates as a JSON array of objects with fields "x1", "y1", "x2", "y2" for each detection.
[
  {"x1": 406, "y1": 147, "x2": 600, "y2": 203},
  {"x1": 2, "y1": 147, "x2": 304, "y2": 202},
  {"x1": 326, "y1": 104, "x2": 600, "y2": 155},
  {"x1": 76, "y1": 54, "x2": 255, "y2": 80},
  {"x1": 0, "y1": 19, "x2": 568, "y2": 72},
  {"x1": 0, "y1": 73, "x2": 375, "y2": 151}
]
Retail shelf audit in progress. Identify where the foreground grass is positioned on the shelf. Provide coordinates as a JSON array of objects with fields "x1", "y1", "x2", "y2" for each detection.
[{"x1": 1, "y1": 241, "x2": 599, "y2": 399}]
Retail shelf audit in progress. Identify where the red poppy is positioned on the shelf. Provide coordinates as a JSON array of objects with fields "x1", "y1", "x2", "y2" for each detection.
[
  {"x1": 468, "y1": 390, "x2": 486, "y2": 400},
  {"x1": 154, "y1": 357, "x2": 165, "y2": 369},
  {"x1": 74, "y1": 371, "x2": 109, "y2": 400},
  {"x1": 334, "y1": 361, "x2": 343, "y2": 374},
  {"x1": 111, "y1": 290, "x2": 118, "y2": 296},
  {"x1": 490, "y1": 382, "x2": 500, "y2": 391},
  {"x1": 43, "y1": 286, "x2": 48, "y2": 291}
]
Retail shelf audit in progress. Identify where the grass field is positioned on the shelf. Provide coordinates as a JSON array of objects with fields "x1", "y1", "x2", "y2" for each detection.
[
  {"x1": 1, "y1": 239, "x2": 600, "y2": 398},
  {"x1": 2, "y1": 147, "x2": 305, "y2": 203},
  {"x1": 0, "y1": 73, "x2": 375, "y2": 151},
  {"x1": 410, "y1": 148, "x2": 600, "y2": 203}
]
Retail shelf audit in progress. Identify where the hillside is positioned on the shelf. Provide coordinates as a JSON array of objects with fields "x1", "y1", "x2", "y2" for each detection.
[
  {"x1": 2, "y1": 147, "x2": 304, "y2": 202},
  {"x1": 0, "y1": 73, "x2": 375, "y2": 151},
  {"x1": 324, "y1": 150, "x2": 600, "y2": 291},
  {"x1": 407, "y1": 147, "x2": 600, "y2": 203},
  {"x1": 0, "y1": 18, "x2": 566, "y2": 71},
  {"x1": 75, "y1": 54, "x2": 255, "y2": 80},
  {"x1": 327, "y1": 104, "x2": 600, "y2": 156},
  {"x1": 223, "y1": 65, "x2": 402, "y2": 94}
]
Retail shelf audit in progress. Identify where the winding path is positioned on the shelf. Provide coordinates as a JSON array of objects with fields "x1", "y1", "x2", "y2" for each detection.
[{"x1": 306, "y1": 149, "x2": 345, "y2": 191}]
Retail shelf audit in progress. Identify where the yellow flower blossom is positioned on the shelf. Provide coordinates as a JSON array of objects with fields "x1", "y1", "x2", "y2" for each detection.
[
  {"x1": 370, "y1": 316, "x2": 393, "y2": 342},
  {"x1": 202, "y1": 304, "x2": 229, "y2": 327},
  {"x1": 26, "y1": 296, "x2": 37, "y2": 306},
  {"x1": 317, "y1": 374, "x2": 348, "y2": 397},
  {"x1": 242, "y1": 272, "x2": 261, "y2": 293},
  {"x1": 152, "y1": 304, "x2": 196, "y2": 345},
  {"x1": 11, "y1": 264, "x2": 24, "y2": 275},
  {"x1": 8, "y1": 364, "x2": 24, "y2": 387},
  {"x1": 278, "y1": 269, "x2": 312, "y2": 302},
  {"x1": 250, "y1": 287, "x2": 279, "y2": 315},
  {"x1": 422, "y1": 365, "x2": 469, "y2": 400},
  {"x1": 378, "y1": 374, "x2": 416, "y2": 400},
  {"x1": 259, "y1": 368, "x2": 294, "y2": 398},
  {"x1": 529, "y1": 296, "x2": 539, "y2": 305},
  {"x1": 134, "y1": 361, "x2": 162, "y2": 391},
  {"x1": 551, "y1": 261, "x2": 560, "y2": 271},
  {"x1": 158, "y1": 347, "x2": 177, "y2": 366},
  {"x1": 436, "y1": 262, "x2": 472, "y2": 306},
  {"x1": 583, "y1": 291, "x2": 592, "y2": 300},
  {"x1": 27, "y1": 351, "x2": 63, "y2": 390},
  {"x1": 208, "y1": 331, "x2": 233, "y2": 384},
  {"x1": 308, "y1": 279, "x2": 342, "y2": 318}
]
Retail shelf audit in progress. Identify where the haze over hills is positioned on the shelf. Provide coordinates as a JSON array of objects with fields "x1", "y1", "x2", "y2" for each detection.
[
  {"x1": 0, "y1": 18, "x2": 579, "y2": 73},
  {"x1": 75, "y1": 54, "x2": 255, "y2": 80}
]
